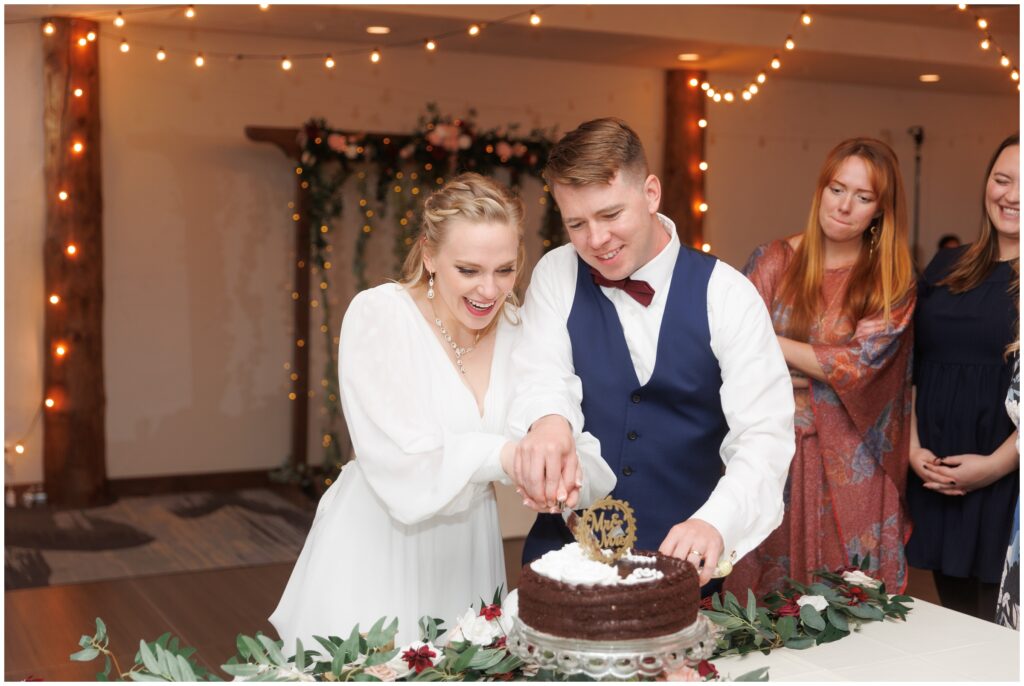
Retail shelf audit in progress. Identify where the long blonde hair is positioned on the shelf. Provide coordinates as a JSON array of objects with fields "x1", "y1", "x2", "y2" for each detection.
[
  {"x1": 777, "y1": 138, "x2": 915, "y2": 341},
  {"x1": 400, "y1": 172, "x2": 526, "y2": 335}
]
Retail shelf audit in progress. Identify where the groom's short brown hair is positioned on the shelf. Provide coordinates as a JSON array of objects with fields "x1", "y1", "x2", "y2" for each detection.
[{"x1": 543, "y1": 117, "x2": 649, "y2": 186}]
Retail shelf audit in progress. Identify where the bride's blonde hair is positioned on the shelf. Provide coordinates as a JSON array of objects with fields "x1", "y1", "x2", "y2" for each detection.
[{"x1": 400, "y1": 172, "x2": 526, "y2": 332}]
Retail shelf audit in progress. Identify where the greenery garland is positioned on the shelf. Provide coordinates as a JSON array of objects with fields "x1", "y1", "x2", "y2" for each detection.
[
  {"x1": 284, "y1": 104, "x2": 563, "y2": 479},
  {"x1": 70, "y1": 562, "x2": 910, "y2": 682}
]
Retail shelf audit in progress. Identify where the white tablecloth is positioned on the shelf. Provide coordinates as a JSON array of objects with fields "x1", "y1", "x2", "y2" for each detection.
[{"x1": 712, "y1": 598, "x2": 1020, "y2": 681}]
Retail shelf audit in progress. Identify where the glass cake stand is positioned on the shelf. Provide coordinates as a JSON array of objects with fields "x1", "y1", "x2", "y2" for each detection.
[{"x1": 508, "y1": 613, "x2": 719, "y2": 680}]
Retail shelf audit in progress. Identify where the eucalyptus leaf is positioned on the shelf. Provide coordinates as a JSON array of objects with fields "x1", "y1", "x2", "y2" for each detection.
[
  {"x1": 365, "y1": 617, "x2": 388, "y2": 650},
  {"x1": 138, "y1": 640, "x2": 161, "y2": 675},
  {"x1": 164, "y1": 648, "x2": 184, "y2": 682},
  {"x1": 95, "y1": 618, "x2": 108, "y2": 642},
  {"x1": 826, "y1": 605, "x2": 849, "y2": 632},
  {"x1": 71, "y1": 647, "x2": 100, "y2": 662},
  {"x1": 468, "y1": 648, "x2": 505, "y2": 670},
  {"x1": 745, "y1": 590, "x2": 758, "y2": 623},
  {"x1": 257, "y1": 634, "x2": 287, "y2": 666},
  {"x1": 784, "y1": 636, "x2": 816, "y2": 650},
  {"x1": 220, "y1": 664, "x2": 263, "y2": 677},
  {"x1": 799, "y1": 604, "x2": 826, "y2": 631},
  {"x1": 450, "y1": 643, "x2": 480, "y2": 673},
  {"x1": 175, "y1": 655, "x2": 197, "y2": 682},
  {"x1": 236, "y1": 635, "x2": 252, "y2": 661},
  {"x1": 296, "y1": 638, "x2": 306, "y2": 672},
  {"x1": 339, "y1": 625, "x2": 362, "y2": 664},
  {"x1": 775, "y1": 615, "x2": 796, "y2": 642},
  {"x1": 241, "y1": 636, "x2": 270, "y2": 665}
]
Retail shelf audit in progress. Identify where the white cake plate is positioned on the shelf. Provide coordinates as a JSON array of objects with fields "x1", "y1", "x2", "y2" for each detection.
[{"x1": 508, "y1": 613, "x2": 719, "y2": 680}]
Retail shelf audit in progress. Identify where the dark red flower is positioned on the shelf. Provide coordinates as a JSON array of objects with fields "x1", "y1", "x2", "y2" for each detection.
[
  {"x1": 401, "y1": 645, "x2": 437, "y2": 673},
  {"x1": 833, "y1": 564, "x2": 859, "y2": 575},
  {"x1": 492, "y1": 671, "x2": 515, "y2": 681},
  {"x1": 493, "y1": 635, "x2": 507, "y2": 649},
  {"x1": 844, "y1": 586, "x2": 868, "y2": 606},
  {"x1": 480, "y1": 604, "x2": 502, "y2": 621},
  {"x1": 699, "y1": 595, "x2": 715, "y2": 611},
  {"x1": 776, "y1": 593, "x2": 802, "y2": 617},
  {"x1": 697, "y1": 660, "x2": 718, "y2": 679}
]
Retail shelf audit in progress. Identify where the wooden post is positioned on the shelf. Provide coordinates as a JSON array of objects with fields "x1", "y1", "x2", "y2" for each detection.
[
  {"x1": 661, "y1": 70, "x2": 707, "y2": 248},
  {"x1": 244, "y1": 127, "x2": 310, "y2": 470},
  {"x1": 42, "y1": 17, "x2": 109, "y2": 506}
]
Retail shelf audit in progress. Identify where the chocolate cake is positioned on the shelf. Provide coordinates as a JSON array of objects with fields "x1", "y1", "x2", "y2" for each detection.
[{"x1": 516, "y1": 543, "x2": 700, "y2": 641}]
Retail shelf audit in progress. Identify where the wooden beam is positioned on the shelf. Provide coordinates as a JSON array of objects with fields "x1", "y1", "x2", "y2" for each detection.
[
  {"x1": 42, "y1": 17, "x2": 109, "y2": 506},
  {"x1": 661, "y1": 70, "x2": 707, "y2": 248}
]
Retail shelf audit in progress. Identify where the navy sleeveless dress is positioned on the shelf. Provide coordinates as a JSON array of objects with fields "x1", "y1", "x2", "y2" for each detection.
[{"x1": 906, "y1": 245, "x2": 1018, "y2": 583}]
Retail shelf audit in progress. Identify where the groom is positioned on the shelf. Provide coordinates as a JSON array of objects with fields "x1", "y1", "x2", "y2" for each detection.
[{"x1": 508, "y1": 118, "x2": 795, "y2": 588}]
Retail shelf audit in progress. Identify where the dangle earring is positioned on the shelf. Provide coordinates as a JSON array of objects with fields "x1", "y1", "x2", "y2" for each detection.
[
  {"x1": 427, "y1": 273, "x2": 435, "y2": 300},
  {"x1": 868, "y1": 223, "x2": 880, "y2": 256}
]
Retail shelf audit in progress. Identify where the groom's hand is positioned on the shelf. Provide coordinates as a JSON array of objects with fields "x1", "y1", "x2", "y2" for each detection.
[
  {"x1": 515, "y1": 415, "x2": 579, "y2": 510},
  {"x1": 659, "y1": 518, "x2": 724, "y2": 587}
]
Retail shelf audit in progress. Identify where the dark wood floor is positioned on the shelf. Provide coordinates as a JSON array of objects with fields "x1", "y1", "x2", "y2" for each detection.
[{"x1": 5, "y1": 539, "x2": 939, "y2": 682}]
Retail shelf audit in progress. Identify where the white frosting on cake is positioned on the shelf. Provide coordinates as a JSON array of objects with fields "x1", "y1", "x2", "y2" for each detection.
[{"x1": 529, "y1": 543, "x2": 664, "y2": 586}]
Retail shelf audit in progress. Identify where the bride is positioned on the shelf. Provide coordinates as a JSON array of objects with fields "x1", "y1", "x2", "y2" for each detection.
[{"x1": 270, "y1": 173, "x2": 615, "y2": 648}]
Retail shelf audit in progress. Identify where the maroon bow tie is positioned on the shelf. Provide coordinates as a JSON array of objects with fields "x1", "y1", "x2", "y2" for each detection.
[{"x1": 589, "y1": 267, "x2": 655, "y2": 307}]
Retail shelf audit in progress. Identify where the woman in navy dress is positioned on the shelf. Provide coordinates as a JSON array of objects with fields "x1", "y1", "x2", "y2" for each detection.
[{"x1": 907, "y1": 133, "x2": 1019, "y2": 621}]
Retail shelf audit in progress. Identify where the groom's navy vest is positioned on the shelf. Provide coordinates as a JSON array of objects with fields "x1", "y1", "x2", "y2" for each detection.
[{"x1": 522, "y1": 246, "x2": 729, "y2": 564}]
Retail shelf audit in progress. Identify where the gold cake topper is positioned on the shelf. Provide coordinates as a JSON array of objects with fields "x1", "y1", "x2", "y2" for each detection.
[{"x1": 576, "y1": 496, "x2": 638, "y2": 563}]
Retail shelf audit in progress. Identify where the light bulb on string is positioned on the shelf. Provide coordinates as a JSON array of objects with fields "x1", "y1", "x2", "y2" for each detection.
[
  {"x1": 749, "y1": 83, "x2": 759, "y2": 94},
  {"x1": 43, "y1": 21, "x2": 55, "y2": 35},
  {"x1": 119, "y1": 39, "x2": 130, "y2": 53},
  {"x1": 742, "y1": 89, "x2": 753, "y2": 101},
  {"x1": 468, "y1": 24, "x2": 481, "y2": 36},
  {"x1": 49, "y1": 294, "x2": 60, "y2": 305},
  {"x1": 54, "y1": 343, "x2": 67, "y2": 358},
  {"x1": 707, "y1": 87, "x2": 716, "y2": 97},
  {"x1": 114, "y1": 12, "x2": 125, "y2": 27},
  {"x1": 71, "y1": 141, "x2": 84, "y2": 154},
  {"x1": 1012, "y1": 69, "x2": 1020, "y2": 82},
  {"x1": 976, "y1": 17, "x2": 987, "y2": 30},
  {"x1": 87, "y1": 31, "x2": 97, "y2": 42},
  {"x1": 713, "y1": 92, "x2": 722, "y2": 102},
  {"x1": 697, "y1": 118, "x2": 708, "y2": 128},
  {"x1": 957, "y1": 3, "x2": 967, "y2": 9},
  {"x1": 370, "y1": 48, "x2": 381, "y2": 63},
  {"x1": 785, "y1": 35, "x2": 795, "y2": 50},
  {"x1": 700, "y1": 81, "x2": 710, "y2": 91},
  {"x1": 757, "y1": 71, "x2": 767, "y2": 84},
  {"x1": 73, "y1": 87, "x2": 83, "y2": 97},
  {"x1": 1000, "y1": 53, "x2": 1011, "y2": 67},
  {"x1": 771, "y1": 55, "x2": 781, "y2": 69},
  {"x1": 701, "y1": 243, "x2": 712, "y2": 253},
  {"x1": 324, "y1": 54, "x2": 335, "y2": 69},
  {"x1": 801, "y1": 11, "x2": 812, "y2": 25},
  {"x1": 155, "y1": 47, "x2": 167, "y2": 61},
  {"x1": 195, "y1": 52, "x2": 205, "y2": 67},
  {"x1": 724, "y1": 91, "x2": 735, "y2": 102},
  {"x1": 78, "y1": 37, "x2": 88, "y2": 47},
  {"x1": 425, "y1": 38, "x2": 437, "y2": 51},
  {"x1": 981, "y1": 37, "x2": 991, "y2": 50},
  {"x1": 66, "y1": 244, "x2": 78, "y2": 256},
  {"x1": 688, "y1": 77, "x2": 699, "y2": 87},
  {"x1": 698, "y1": 202, "x2": 709, "y2": 213},
  {"x1": 699, "y1": 161, "x2": 709, "y2": 171},
  {"x1": 281, "y1": 56, "x2": 292, "y2": 71},
  {"x1": 14, "y1": 443, "x2": 25, "y2": 455},
  {"x1": 185, "y1": 5, "x2": 196, "y2": 19},
  {"x1": 58, "y1": 190, "x2": 68, "y2": 201},
  {"x1": 260, "y1": 3, "x2": 270, "y2": 9},
  {"x1": 44, "y1": 398, "x2": 55, "y2": 409},
  {"x1": 529, "y1": 10, "x2": 541, "y2": 26}
]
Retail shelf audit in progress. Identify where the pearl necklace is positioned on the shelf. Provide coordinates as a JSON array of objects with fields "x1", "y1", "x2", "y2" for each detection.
[{"x1": 433, "y1": 316, "x2": 479, "y2": 375}]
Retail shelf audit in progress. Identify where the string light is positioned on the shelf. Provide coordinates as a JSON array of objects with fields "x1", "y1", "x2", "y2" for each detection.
[
  {"x1": 370, "y1": 48, "x2": 381, "y2": 63},
  {"x1": 785, "y1": 36, "x2": 795, "y2": 50},
  {"x1": 58, "y1": 190, "x2": 69, "y2": 201},
  {"x1": 324, "y1": 54, "x2": 335, "y2": 69},
  {"x1": 14, "y1": 444, "x2": 25, "y2": 455},
  {"x1": 741, "y1": 89, "x2": 752, "y2": 100},
  {"x1": 749, "y1": 83, "x2": 759, "y2": 94},
  {"x1": 713, "y1": 92, "x2": 722, "y2": 102},
  {"x1": 78, "y1": 37, "x2": 88, "y2": 47},
  {"x1": 957, "y1": 3, "x2": 967, "y2": 9},
  {"x1": 698, "y1": 202, "x2": 709, "y2": 212},
  {"x1": 757, "y1": 72, "x2": 767, "y2": 84},
  {"x1": 801, "y1": 10, "x2": 812, "y2": 25},
  {"x1": 55, "y1": 343, "x2": 67, "y2": 358},
  {"x1": 425, "y1": 39, "x2": 437, "y2": 51},
  {"x1": 468, "y1": 23, "x2": 481, "y2": 36},
  {"x1": 701, "y1": 243, "x2": 712, "y2": 252},
  {"x1": 260, "y1": 3, "x2": 270, "y2": 9},
  {"x1": 976, "y1": 17, "x2": 987, "y2": 29},
  {"x1": 699, "y1": 161, "x2": 708, "y2": 171},
  {"x1": 707, "y1": 87, "x2": 716, "y2": 98},
  {"x1": 44, "y1": 398, "x2": 55, "y2": 409},
  {"x1": 1012, "y1": 69, "x2": 1020, "y2": 81},
  {"x1": 43, "y1": 22, "x2": 55, "y2": 35},
  {"x1": 723, "y1": 91, "x2": 735, "y2": 102},
  {"x1": 119, "y1": 39, "x2": 130, "y2": 53},
  {"x1": 700, "y1": 81, "x2": 710, "y2": 91},
  {"x1": 980, "y1": 37, "x2": 991, "y2": 50},
  {"x1": 73, "y1": 87, "x2": 83, "y2": 97},
  {"x1": 87, "y1": 31, "x2": 97, "y2": 42},
  {"x1": 281, "y1": 56, "x2": 292, "y2": 71},
  {"x1": 770, "y1": 55, "x2": 781, "y2": 69},
  {"x1": 185, "y1": 5, "x2": 196, "y2": 19},
  {"x1": 688, "y1": 77, "x2": 699, "y2": 87},
  {"x1": 49, "y1": 294, "x2": 60, "y2": 305},
  {"x1": 529, "y1": 10, "x2": 541, "y2": 26},
  {"x1": 156, "y1": 47, "x2": 167, "y2": 61},
  {"x1": 697, "y1": 118, "x2": 708, "y2": 128},
  {"x1": 1000, "y1": 53, "x2": 1011, "y2": 67},
  {"x1": 71, "y1": 141, "x2": 84, "y2": 154},
  {"x1": 66, "y1": 244, "x2": 78, "y2": 256},
  {"x1": 194, "y1": 52, "x2": 205, "y2": 67},
  {"x1": 114, "y1": 12, "x2": 125, "y2": 27}
]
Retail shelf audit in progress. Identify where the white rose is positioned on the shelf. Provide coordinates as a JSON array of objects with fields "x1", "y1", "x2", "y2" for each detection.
[
  {"x1": 497, "y1": 590, "x2": 519, "y2": 635},
  {"x1": 842, "y1": 570, "x2": 881, "y2": 589},
  {"x1": 450, "y1": 609, "x2": 499, "y2": 645},
  {"x1": 796, "y1": 595, "x2": 829, "y2": 611}
]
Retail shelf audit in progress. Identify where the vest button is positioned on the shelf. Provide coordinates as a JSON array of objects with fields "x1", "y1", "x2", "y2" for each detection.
[
  {"x1": 627, "y1": 431, "x2": 638, "y2": 441},
  {"x1": 631, "y1": 393, "x2": 641, "y2": 404},
  {"x1": 622, "y1": 466, "x2": 633, "y2": 476}
]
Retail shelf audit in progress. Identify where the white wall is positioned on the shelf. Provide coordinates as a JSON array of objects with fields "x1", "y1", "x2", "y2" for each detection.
[
  {"x1": 4, "y1": 20, "x2": 1018, "y2": 536},
  {"x1": 703, "y1": 79, "x2": 1018, "y2": 269}
]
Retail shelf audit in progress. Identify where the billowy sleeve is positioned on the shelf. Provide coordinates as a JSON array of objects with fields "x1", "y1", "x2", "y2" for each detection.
[
  {"x1": 339, "y1": 287, "x2": 509, "y2": 525},
  {"x1": 507, "y1": 247, "x2": 585, "y2": 437},
  {"x1": 691, "y1": 262, "x2": 796, "y2": 560}
]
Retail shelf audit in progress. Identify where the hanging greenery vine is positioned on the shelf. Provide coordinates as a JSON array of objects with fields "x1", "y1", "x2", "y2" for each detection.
[{"x1": 292, "y1": 104, "x2": 564, "y2": 477}]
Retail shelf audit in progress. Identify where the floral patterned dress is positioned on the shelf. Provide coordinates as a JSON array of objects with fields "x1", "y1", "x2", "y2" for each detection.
[{"x1": 726, "y1": 239, "x2": 915, "y2": 596}]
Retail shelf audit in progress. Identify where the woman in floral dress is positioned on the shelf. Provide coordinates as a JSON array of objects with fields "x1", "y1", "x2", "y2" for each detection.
[{"x1": 727, "y1": 138, "x2": 916, "y2": 596}]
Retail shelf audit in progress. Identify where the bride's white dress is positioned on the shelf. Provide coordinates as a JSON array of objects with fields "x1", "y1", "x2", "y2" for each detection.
[{"x1": 270, "y1": 283, "x2": 614, "y2": 649}]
